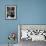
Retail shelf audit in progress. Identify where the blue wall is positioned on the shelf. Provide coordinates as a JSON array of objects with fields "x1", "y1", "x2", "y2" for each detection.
[{"x1": 0, "y1": 0, "x2": 46, "y2": 44}]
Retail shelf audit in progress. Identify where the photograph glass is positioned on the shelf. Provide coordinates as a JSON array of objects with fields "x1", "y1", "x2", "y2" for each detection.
[{"x1": 6, "y1": 5, "x2": 16, "y2": 20}]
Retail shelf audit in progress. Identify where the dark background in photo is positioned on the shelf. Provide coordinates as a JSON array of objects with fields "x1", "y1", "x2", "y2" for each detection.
[{"x1": 7, "y1": 7, "x2": 15, "y2": 18}]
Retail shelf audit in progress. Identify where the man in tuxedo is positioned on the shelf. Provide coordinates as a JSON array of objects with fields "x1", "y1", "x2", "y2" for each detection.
[{"x1": 7, "y1": 7, "x2": 15, "y2": 18}]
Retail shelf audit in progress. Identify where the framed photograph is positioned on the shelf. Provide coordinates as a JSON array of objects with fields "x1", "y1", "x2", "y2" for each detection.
[{"x1": 5, "y1": 5, "x2": 16, "y2": 20}]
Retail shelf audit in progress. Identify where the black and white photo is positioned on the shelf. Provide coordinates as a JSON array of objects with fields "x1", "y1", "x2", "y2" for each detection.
[{"x1": 5, "y1": 5, "x2": 16, "y2": 20}]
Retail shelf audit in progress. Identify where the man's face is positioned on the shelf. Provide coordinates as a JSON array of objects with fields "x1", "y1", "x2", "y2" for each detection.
[{"x1": 7, "y1": 7, "x2": 15, "y2": 16}]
